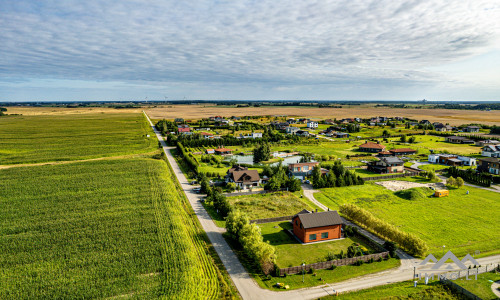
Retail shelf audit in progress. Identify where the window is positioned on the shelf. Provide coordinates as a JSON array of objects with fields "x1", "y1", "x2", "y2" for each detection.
[
  {"x1": 295, "y1": 220, "x2": 298, "y2": 226},
  {"x1": 321, "y1": 232, "x2": 329, "y2": 239},
  {"x1": 309, "y1": 234, "x2": 317, "y2": 240}
]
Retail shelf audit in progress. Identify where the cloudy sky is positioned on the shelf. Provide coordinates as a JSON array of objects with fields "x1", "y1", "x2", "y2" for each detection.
[{"x1": 1, "y1": 1, "x2": 500, "y2": 101}]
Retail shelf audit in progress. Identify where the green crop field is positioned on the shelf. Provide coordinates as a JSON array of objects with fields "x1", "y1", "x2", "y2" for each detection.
[
  {"x1": 323, "y1": 280, "x2": 462, "y2": 299},
  {"x1": 0, "y1": 158, "x2": 232, "y2": 299},
  {"x1": 386, "y1": 135, "x2": 481, "y2": 156},
  {"x1": 315, "y1": 183, "x2": 500, "y2": 258},
  {"x1": 0, "y1": 113, "x2": 157, "y2": 165}
]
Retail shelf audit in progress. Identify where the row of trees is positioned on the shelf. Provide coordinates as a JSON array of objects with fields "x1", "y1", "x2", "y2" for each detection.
[
  {"x1": 448, "y1": 167, "x2": 492, "y2": 187},
  {"x1": 446, "y1": 176, "x2": 464, "y2": 188},
  {"x1": 226, "y1": 210, "x2": 276, "y2": 274},
  {"x1": 311, "y1": 162, "x2": 364, "y2": 189},
  {"x1": 340, "y1": 203, "x2": 428, "y2": 256},
  {"x1": 176, "y1": 142, "x2": 199, "y2": 175}
]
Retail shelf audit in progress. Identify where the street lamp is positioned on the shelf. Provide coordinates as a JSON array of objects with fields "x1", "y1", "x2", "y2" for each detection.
[
  {"x1": 302, "y1": 263, "x2": 306, "y2": 283},
  {"x1": 442, "y1": 245, "x2": 446, "y2": 257}
]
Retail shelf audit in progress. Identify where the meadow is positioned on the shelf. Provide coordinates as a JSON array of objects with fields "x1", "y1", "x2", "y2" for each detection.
[
  {"x1": 0, "y1": 113, "x2": 157, "y2": 165},
  {"x1": 314, "y1": 183, "x2": 500, "y2": 258},
  {"x1": 0, "y1": 158, "x2": 232, "y2": 299},
  {"x1": 454, "y1": 271, "x2": 500, "y2": 300}
]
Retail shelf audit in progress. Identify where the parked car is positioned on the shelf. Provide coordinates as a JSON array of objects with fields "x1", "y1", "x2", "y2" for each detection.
[
  {"x1": 193, "y1": 187, "x2": 201, "y2": 193},
  {"x1": 305, "y1": 180, "x2": 310, "y2": 184},
  {"x1": 190, "y1": 180, "x2": 197, "y2": 185}
]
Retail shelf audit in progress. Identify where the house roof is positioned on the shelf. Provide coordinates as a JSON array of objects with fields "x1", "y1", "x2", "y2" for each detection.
[
  {"x1": 467, "y1": 126, "x2": 480, "y2": 129},
  {"x1": 215, "y1": 147, "x2": 233, "y2": 152},
  {"x1": 479, "y1": 157, "x2": 500, "y2": 163},
  {"x1": 231, "y1": 170, "x2": 260, "y2": 183},
  {"x1": 288, "y1": 162, "x2": 319, "y2": 168},
  {"x1": 228, "y1": 165, "x2": 248, "y2": 174},
  {"x1": 448, "y1": 136, "x2": 467, "y2": 140},
  {"x1": 359, "y1": 141, "x2": 386, "y2": 149},
  {"x1": 206, "y1": 149, "x2": 215, "y2": 152},
  {"x1": 378, "y1": 151, "x2": 392, "y2": 155},
  {"x1": 380, "y1": 156, "x2": 404, "y2": 164},
  {"x1": 294, "y1": 210, "x2": 343, "y2": 229},
  {"x1": 200, "y1": 132, "x2": 213, "y2": 136},
  {"x1": 178, "y1": 127, "x2": 190, "y2": 132},
  {"x1": 390, "y1": 148, "x2": 416, "y2": 153}
]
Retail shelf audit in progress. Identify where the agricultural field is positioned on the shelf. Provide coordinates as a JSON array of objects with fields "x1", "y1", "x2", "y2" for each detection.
[
  {"x1": 323, "y1": 281, "x2": 463, "y2": 299},
  {"x1": 385, "y1": 135, "x2": 482, "y2": 156},
  {"x1": 0, "y1": 158, "x2": 232, "y2": 299},
  {"x1": 314, "y1": 183, "x2": 500, "y2": 258},
  {"x1": 454, "y1": 271, "x2": 500, "y2": 300},
  {"x1": 228, "y1": 191, "x2": 323, "y2": 220},
  {"x1": 145, "y1": 104, "x2": 500, "y2": 126},
  {"x1": 0, "y1": 113, "x2": 157, "y2": 165},
  {"x1": 260, "y1": 221, "x2": 380, "y2": 267}
]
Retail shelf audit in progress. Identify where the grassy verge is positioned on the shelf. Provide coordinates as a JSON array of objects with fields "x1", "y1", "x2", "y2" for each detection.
[{"x1": 454, "y1": 271, "x2": 500, "y2": 300}]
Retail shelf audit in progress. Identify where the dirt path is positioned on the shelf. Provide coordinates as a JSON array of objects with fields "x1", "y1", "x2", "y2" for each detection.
[
  {"x1": 492, "y1": 280, "x2": 500, "y2": 299},
  {"x1": 0, "y1": 151, "x2": 159, "y2": 169}
]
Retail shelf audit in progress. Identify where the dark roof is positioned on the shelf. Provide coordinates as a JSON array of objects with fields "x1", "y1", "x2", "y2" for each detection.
[
  {"x1": 231, "y1": 170, "x2": 260, "y2": 183},
  {"x1": 227, "y1": 165, "x2": 248, "y2": 174},
  {"x1": 479, "y1": 157, "x2": 500, "y2": 163},
  {"x1": 293, "y1": 209, "x2": 311, "y2": 217},
  {"x1": 390, "y1": 148, "x2": 416, "y2": 153},
  {"x1": 447, "y1": 136, "x2": 467, "y2": 140},
  {"x1": 380, "y1": 156, "x2": 404, "y2": 164},
  {"x1": 294, "y1": 210, "x2": 343, "y2": 229}
]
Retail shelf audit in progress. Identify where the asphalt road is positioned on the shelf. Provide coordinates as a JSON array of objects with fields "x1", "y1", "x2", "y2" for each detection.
[{"x1": 144, "y1": 112, "x2": 500, "y2": 299}]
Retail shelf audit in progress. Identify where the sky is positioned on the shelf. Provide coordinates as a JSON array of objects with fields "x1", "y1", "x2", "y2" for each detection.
[{"x1": 1, "y1": 1, "x2": 500, "y2": 102}]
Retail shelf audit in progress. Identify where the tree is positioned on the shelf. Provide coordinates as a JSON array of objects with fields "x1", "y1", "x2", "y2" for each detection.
[
  {"x1": 253, "y1": 143, "x2": 271, "y2": 163},
  {"x1": 456, "y1": 177, "x2": 464, "y2": 188},
  {"x1": 383, "y1": 241, "x2": 398, "y2": 257},
  {"x1": 225, "y1": 209, "x2": 250, "y2": 239},
  {"x1": 382, "y1": 129, "x2": 389, "y2": 137},
  {"x1": 286, "y1": 178, "x2": 302, "y2": 192},
  {"x1": 427, "y1": 171, "x2": 437, "y2": 181},
  {"x1": 447, "y1": 176, "x2": 456, "y2": 187},
  {"x1": 408, "y1": 136, "x2": 416, "y2": 143},
  {"x1": 312, "y1": 165, "x2": 322, "y2": 188},
  {"x1": 400, "y1": 135, "x2": 407, "y2": 143},
  {"x1": 265, "y1": 176, "x2": 282, "y2": 191},
  {"x1": 226, "y1": 182, "x2": 236, "y2": 193}
]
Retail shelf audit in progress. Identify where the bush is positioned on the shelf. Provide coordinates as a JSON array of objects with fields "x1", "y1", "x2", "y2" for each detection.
[
  {"x1": 368, "y1": 258, "x2": 374, "y2": 263},
  {"x1": 325, "y1": 252, "x2": 336, "y2": 261},
  {"x1": 354, "y1": 260, "x2": 364, "y2": 266},
  {"x1": 308, "y1": 267, "x2": 315, "y2": 274},
  {"x1": 329, "y1": 265, "x2": 337, "y2": 270},
  {"x1": 340, "y1": 203, "x2": 428, "y2": 256}
]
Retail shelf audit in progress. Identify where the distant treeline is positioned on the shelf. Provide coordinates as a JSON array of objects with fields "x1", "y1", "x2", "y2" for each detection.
[
  {"x1": 432, "y1": 103, "x2": 500, "y2": 110},
  {"x1": 0, "y1": 107, "x2": 6, "y2": 116}
]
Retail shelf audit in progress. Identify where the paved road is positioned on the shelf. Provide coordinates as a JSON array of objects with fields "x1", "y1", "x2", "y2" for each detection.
[
  {"x1": 492, "y1": 280, "x2": 500, "y2": 298},
  {"x1": 144, "y1": 112, "x2": 500, "y2": 299}
]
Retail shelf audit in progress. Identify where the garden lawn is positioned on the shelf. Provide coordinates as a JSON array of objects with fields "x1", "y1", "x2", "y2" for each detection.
[
  {"x1": 418, "y1": 164, "x2": 450, "y2": 172},
  {"x1": 314, "y1": 183, "x2": 500, "y2": 258},
  {"x1": 0, "y1": 113, "x2": 156, "y2": 164},
  {"x1": 352, "y1": 168, "x2": 398, "y2": 178},
  {"x1": 228, "y1": 191, "x2": 323, "y2": 220},
  {"x1": 259, "y1": 221, "x2": 378, "y2": 268},
  {"x1": 454, "y1": 271, "x2": 500, "y2": 300},
  {"x1": 323, "y1": 280, "x2": 461, "y2": 299}
]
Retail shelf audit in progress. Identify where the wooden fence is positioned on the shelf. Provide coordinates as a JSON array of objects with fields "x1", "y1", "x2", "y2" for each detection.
[
  {"x1": 363, "y1": 171, "x2": 419, "y2": 181},
  {"x1": 279, "y1": 252, "x2": 389, "y2": 276}
]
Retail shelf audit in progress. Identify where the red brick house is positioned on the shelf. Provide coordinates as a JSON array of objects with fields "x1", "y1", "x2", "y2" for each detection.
[
  {"x1": 359, "y1": 141, "x2": 386, "y2": 153},
  {"x1": 292, "y1": 210, "x2": 343, "y2": 243}
]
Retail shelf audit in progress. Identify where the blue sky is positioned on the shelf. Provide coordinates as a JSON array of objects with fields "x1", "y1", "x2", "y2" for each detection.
[{"x1": 1, "y1": 1, "x2": 499, "y2": 101}]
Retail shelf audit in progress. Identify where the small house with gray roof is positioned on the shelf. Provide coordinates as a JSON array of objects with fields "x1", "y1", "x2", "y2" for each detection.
[{"x1": 292, "y1": 210, "x2": 343, "y2": 243}]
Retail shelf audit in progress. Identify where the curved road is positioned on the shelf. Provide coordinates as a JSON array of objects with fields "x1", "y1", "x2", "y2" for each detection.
[{"x1": 144, "y1": 112, "x2": 500, "y2": 299}]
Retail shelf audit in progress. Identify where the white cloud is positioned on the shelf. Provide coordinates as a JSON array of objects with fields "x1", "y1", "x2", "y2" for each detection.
[{"x1": 0, "y1": 0, "x2": 499, "y2": 100}]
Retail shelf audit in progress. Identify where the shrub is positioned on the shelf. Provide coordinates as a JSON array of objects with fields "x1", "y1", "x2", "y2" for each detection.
[
  {"x1": 368, "y1": 258, "x2": 374, "y2": 263},
  {"x1": 308, "y1": 267, "x2": 315, "y2": 274},
  {"x1": 329, "y1": 265, "x2": 337, "y2": 271},
  {"x1": 325, "y1": 252, "x2": 336, "y2": 261},
  {"x1": 354, "y1": 260, "x2": 364, "y2": 266}
]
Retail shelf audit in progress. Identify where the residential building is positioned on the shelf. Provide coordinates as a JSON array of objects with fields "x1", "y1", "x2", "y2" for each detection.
[
  {"x1": 428, "y1": 154, "x2": 462, "y2": 166},
  {"x1": 200, "y1": 132, "x2": 213, "y2": 139},
  {"x1": 376, "y1": 151, "x2": 393, "y2": 157},
  {"x1": 477, "y1": 157, "x2": 500, "y2": 175},
  {"x1": 420, "y1": 120, "x2": 431, "y2": 125},
  {"x1": 177, "y1": 124, "x2": 191, "y2": 134},
  {"x1": 174, "y1": 118, "x2": 184, "y2": 123},
  {"x1": 324, "y1": 119, "x2": 335, "y2": 124},
  {"x1": 446, "y1": 136, "x2": 474, "y2": 144},
  {"x1": 295, "y1": 130, "x2": 310, "y2": 137},
  {"x1": 457, "y1": 156, "x2": 476, "y2": 166},
  {"x1": 435, "y1": 124, "x2": 453, "y2": 132},
  {"x1": 214, "y1": 147, "x2": 233, "y2": 155},
  {"x1": 225, "y1": 166, "x2": 261, "y2": 189},
  {"x1": 389, "y1": 148, "x2": 416, "y2": 156},
  {"x1": 475, "y1": 140, "x2": 499, "y2": 147},
  {"x1": 288, "y1": 162, "x2": 319, "y2": 180},
  {"x1": 307, "y1": 121, "x2": 318, "y2": 128},
  {"x1": 292, "y1": 210, "x2": 343, "y2": 244},
  {"x1": 367, "y1": 156, "x2": 404, "y2": 174},
  {"x1": 482, "y1": 145, "x2": 500, "y2": 158},
  {"x1": 285, "y1": 126, "x2": 300, "y2": 135},
  {"x1": 206, "y1": 149, "x2": 215, "y2": 154},
  {"x1": 335, "y1": 132, "x2": 349, "y2": 138},
  {"x1": 463, "y1": 126, "x2": 480, "y2": 133},
  {"x1": 358, "y1": 141, "x2": 386, "y2": 153}
]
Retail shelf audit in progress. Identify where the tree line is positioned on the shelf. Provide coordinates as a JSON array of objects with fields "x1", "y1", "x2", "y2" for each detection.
[{"x1": 448, "y1": 167, "x2": 492, "y2": 187}]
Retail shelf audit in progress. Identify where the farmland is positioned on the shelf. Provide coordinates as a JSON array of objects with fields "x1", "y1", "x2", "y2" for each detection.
[
  {"x1": 314, "y1": 183, "x2": 500, "y2": 258},
  {"x1": 0, "y1": 158, "x2": 232, "y2": 299},
  {"x1": 0, "y1": 113, "x2": 157, "y2": 165}
]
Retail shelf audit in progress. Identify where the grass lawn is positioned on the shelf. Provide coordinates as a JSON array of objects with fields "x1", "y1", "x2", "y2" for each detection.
[
  {"x1": 314, "y1": 183, "x2": 500, "y2": 258},
  {"x1": 228, "y1": 191, "x2": 324, "y2": 220},
  {"x1": 272, "y1": 142, "x2": 357, "y2": 158},
  {"x1": 260, "y1": 221, "x2": 378, "y2": 267},
  {"x1": 323, "y1": 280, "x2": 462, "y2": 299},
  {"x1": 386, "y1": 135, "x2": 481, "y2": 156},
  {"x1": 0, "y1": 113, "x2": 157, "y2": 165},
  {"x1": 454, "y1": 271, "x2": 500, "y2": 300},
  {"x1": 418, "y1": 164, "x2": 450, "y2": 172}
]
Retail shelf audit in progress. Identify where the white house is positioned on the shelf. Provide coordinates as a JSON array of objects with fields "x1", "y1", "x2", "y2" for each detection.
[
  {"x1": 457, "y1": 156, "x2": 476, "y2": 166},
  {"x1": 286, "y1": 126, "x2": 300, "y2": 135},
  {"x1": 251, "y1": 132, "x2": 263, "y2": 138},
  {"x1": 482, "y1": 145, "x2": 500, "y2": 158},
  {"x1": 428, "y1": 154, "x2": 440, "y2": 163},
  {"x1": 307, "y1": 121, "x2": 318, "y2": 129}
]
